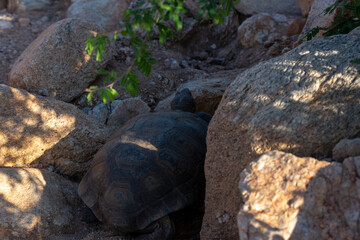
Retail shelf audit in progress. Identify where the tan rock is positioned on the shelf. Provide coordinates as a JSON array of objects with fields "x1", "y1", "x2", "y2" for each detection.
[
  {"x1": 237, "y1": 13, "x2": 298, "y2": 49},
  {"x1": 0, "y1": 168, "x2": 87, "y2": 239},
  {"x1": 287, "y1": 17, "x2": 306, "y2": 36},
  {"x1": 8, "y1": 18, "x2": 113, "y2": 102},
  {"x1": 297, "y1": 0, "x2": 314, "y2": 17},
  {"x1": 201, "y1": 27, "x2": 360, "y2": 239},
  {"x1": 67, "y1": 0, "x2": 131, "y2": 31},
  {"x1": 297, "y1": 0, "x2": 337, "y2": 44},
  {"x1": 0, "y1": 84, "x2": 109, "y2": 179},
  {"x1": 7, "y1": 0, "x2": 51, "y2": 13},
  {"x1": 234, "y1": 0, "x2": 302, "y2": 16},
  {"x1": 333, "y1": 138, "x2": 360, "y2": 161},
  {"x1": 18, "y1": 17, "x2": 30, "y2": 27},
  {"x1": 238, "y1": 151, "x2": 360, "y2": 240}
]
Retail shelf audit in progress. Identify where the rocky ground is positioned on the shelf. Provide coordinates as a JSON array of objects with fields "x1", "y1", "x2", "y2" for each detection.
[
  {"x1": 0, "y1": 0, "x2": 348, "y2": 240},
  {"x1": 0, "y1": 1, "x2": 271, "y2": 239},
  {"x1": 0, "y1": 0, "x2": 273, "y2": 112}
]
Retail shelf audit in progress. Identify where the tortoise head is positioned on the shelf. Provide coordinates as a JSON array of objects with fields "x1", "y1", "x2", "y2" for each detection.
[{"x1": 170, "y1": 88, "x2": 196, "y2": 113}]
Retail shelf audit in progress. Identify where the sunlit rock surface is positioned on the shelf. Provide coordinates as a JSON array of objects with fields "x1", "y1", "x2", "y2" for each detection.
[
  {"x1": 8, "y1": 18, "x2": 113, "y2": 102},
  {"x1": 0, "y1": 168, "x2": 87, "y2": 239},
  {"x1": 238, "y1": 151, "x2": 360, "y2": 240},
  {"x1": 201, "y1": 27, "x2": 360, "y2": 239},
  {"x1": 0, "y1": 84, "x2": 108, "y2": 179}
]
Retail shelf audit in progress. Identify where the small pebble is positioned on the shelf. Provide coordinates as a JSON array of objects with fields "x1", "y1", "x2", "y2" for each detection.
[
  {"x1": 18, "y1": 17, "x2": 30, "y2": 27},
  {"x1": 180, "y1": 60, "x2": 189, "y2": 68},
  {"x1": 125, "y1": 56, "x2": 132, "y2": 65},
  {"x1": 38, "y1": 88, "x2": 49, "y2": 96},
  {"x1": 210, "y1": 57, "x2": 225, "y2": 65},
  {"x1": 148, "y1": 98, "x2": 155, "y2": 104},
  {"x1": 199, "y1": 51, "x2": 208, "y2": 60},
  {"x1": 83, "y1": 107, "x2": 91, "y2": 114},
  {"x1": 31, "y1": 28, "x2": 40, "y2": 33},
  {"x1": 281, "y1": 47, "x2": 291, "y2": 54},
  {"x1": 41, "y1": 16, "x2": 49, "y2": 22},
  {"x1": 170, "y1": 59, "x2": 179, "y2": 70}
]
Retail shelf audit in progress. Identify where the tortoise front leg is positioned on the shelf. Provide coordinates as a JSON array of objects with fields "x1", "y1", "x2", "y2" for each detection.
[{"x1": 135, "y1": 215, "x2": 174, "y2": 240}]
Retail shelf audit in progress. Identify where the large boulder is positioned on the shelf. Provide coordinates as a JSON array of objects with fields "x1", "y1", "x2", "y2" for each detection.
[
  {"x1": 67, "y1": 0, "x2": 131, "y2": 31},
  {"x1": 238, "y1": 151, "x2": 360, "y2": 240},
  {"x1": 237, "y1": 13, "x2": 303, "y2": 49},
  {"x1": 234, "y1": 0, "x2": 302, "y2": 16},
  {"x1": 0, "y1": 168, "x2": 87, "y2": 239},
  {"x1": 201, "y1": 28, "x2": 360, "y2": 239},
  {"x1": 297, "y1": 0, "x2": 337, "y2": 44},
  {"x1": 7, "y1": 0, "x2": 51, "y2": 13},
  {"x1": 8, "y1": 18, "x2": 113, "y2": 103},
  {"x1": 0, "y1": 84, "x2": 109, "y2": 179}
]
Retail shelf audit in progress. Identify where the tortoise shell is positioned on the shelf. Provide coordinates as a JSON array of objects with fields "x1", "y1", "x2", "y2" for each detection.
[{"x1": 78, "y1": 111, "x2": 208, "y2": 233}]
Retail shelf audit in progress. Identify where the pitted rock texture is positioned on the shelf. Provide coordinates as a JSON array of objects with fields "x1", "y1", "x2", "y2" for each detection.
[
  {"x1": 238, "y1": 151, "x2": 360, "y2": 240},
  {"x1": 7, "y1": 0, "x2": 51, "y2": 13},
  {"x1": 8, "y1": 18, "x2": 113, "y2": 102},
  {"x1": 234, "y1": 0, "x2": 302, "y2": 16},
  {"x1": 0, "y1": 84, "x2": 109, "y2": 179},
  {"x1": 67, "y1": 0, "x2": 131, "y2": 31},
  {"x1": 201, "y1": 27, "x2": 360, "y2": 239},
  {"x1": 0, "y1": 168, "x2": 86, "y2": 239}
]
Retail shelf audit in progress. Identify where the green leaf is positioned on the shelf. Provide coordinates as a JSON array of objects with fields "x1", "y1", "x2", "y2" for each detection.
[
  {"x1": 89, "y1": 85, "x2": 99, "y2": 90},
  {"x1": 109, "y1": 87, "x2": 119, "y2": 98},
  {"x1": 351, "y1": 58, "x2": 360, "y2": 64},
  {"x1": 99, "y1": 89, "x2": 109, "y2": 104},
  {"x1": 87, "y1": 91, "x2": 95, "y2": 106},
  {"x1": 97, "y1": 69, "x2": 110, "y2": 75}
]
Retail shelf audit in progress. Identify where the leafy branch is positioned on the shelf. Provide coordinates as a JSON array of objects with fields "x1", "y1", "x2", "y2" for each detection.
[
  {"x1": 305, "y1": 0, "x2": 360, "y2": 40},
  {"x1": 305, "y1": 0, "x2": 360, "y2": 72},
  {"x1": 85, "y1": 0, "x2": 240, "y2": 105}
]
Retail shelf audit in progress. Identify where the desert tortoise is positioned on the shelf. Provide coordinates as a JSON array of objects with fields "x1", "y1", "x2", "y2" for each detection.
[{"x1": 78, "y1": 89, "x2": 210, "y2": 239}]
